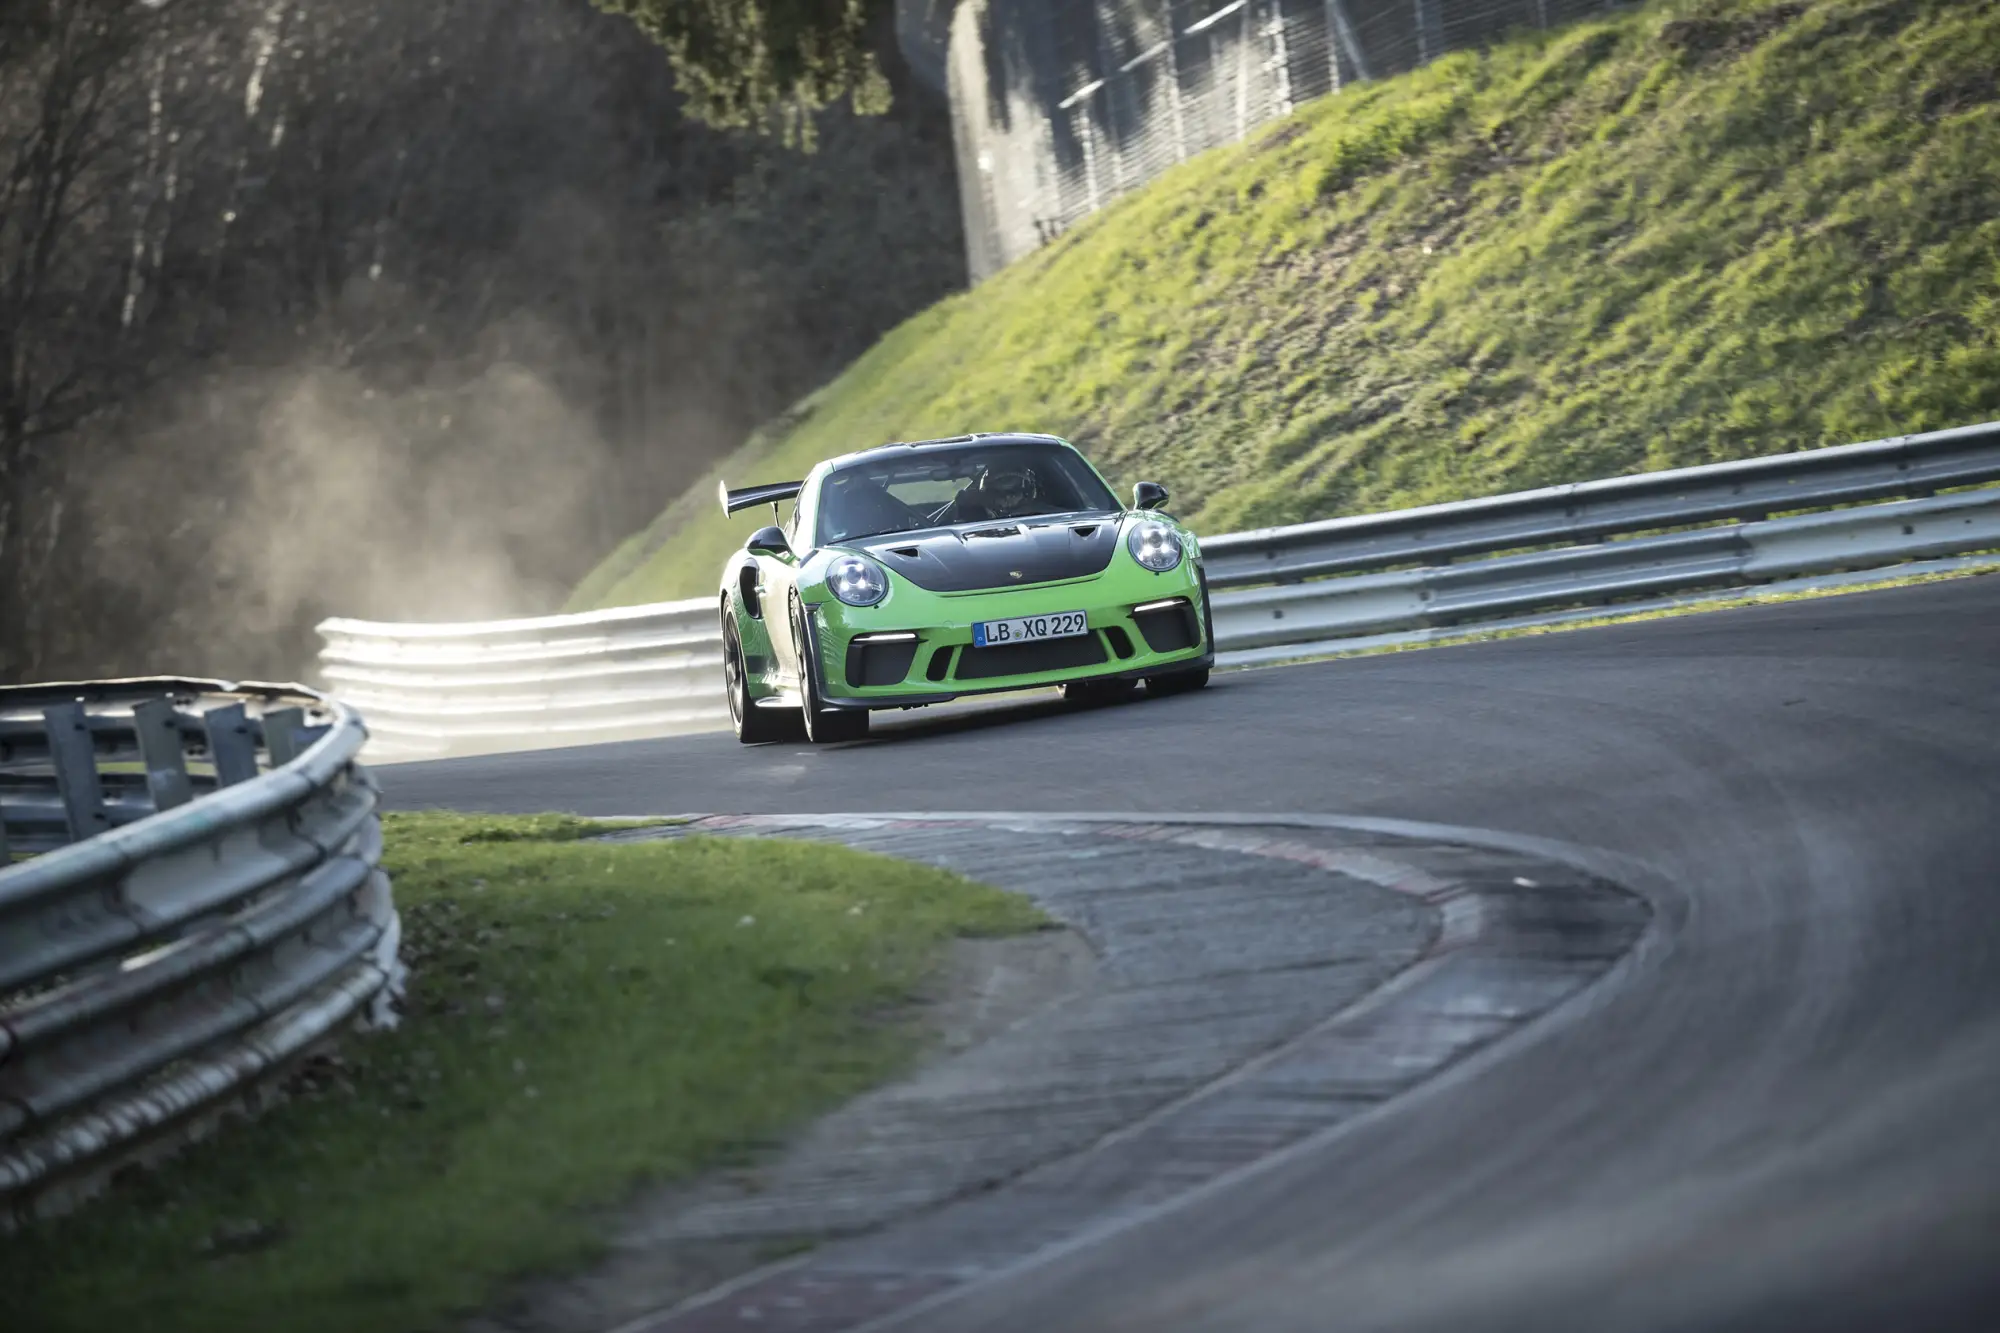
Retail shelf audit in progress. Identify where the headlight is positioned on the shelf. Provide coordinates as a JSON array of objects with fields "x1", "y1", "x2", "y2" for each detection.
[
  {"x1": 1126, "y1": 520, "x2": 1182, "y2": 573},
  {"x1": 827, "y1": 553, "x2": 889, "y2": 606}
]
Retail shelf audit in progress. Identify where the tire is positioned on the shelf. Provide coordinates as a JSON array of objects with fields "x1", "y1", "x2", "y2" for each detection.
[
  {"x1": 723, "y1": 612, "x2": 798, "y2": 744},
  {"x1": 1145, "y1": 666, "x2": 1210, "y2": 696},
  {"x1": 791, "y1": 594, "x2": 870, "y2": 744},
  {"x1": 1062, "y1": 677, "x2": 1138, "y2": 705}
]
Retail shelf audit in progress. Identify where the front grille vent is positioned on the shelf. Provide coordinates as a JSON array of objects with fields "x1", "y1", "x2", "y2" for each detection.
[{"x1": 954, "y1": 634, "x2": 1108, "y2": 681}]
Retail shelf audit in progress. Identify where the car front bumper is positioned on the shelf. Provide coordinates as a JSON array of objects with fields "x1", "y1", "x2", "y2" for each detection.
[{"x1": 803, "y1": 560, "x2": 1212, "y2": 708}]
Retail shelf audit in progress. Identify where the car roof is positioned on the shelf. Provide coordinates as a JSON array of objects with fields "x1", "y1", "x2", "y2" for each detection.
[{"x1": 815, "y1": 432, "x2": 1073, "y2": 477}]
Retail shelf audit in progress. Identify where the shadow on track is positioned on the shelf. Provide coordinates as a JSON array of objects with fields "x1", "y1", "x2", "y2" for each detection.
[{"x1": 846, "y1": 678, "x2": 1228, "y2": 747}]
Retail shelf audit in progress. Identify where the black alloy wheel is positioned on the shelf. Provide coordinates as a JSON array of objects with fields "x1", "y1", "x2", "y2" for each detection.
[{"x1": 724, "y1": 612, "x2": 798, "y2": 743}]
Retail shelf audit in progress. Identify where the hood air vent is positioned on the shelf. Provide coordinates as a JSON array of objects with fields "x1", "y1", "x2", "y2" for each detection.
[{"x1": 852, "y1": 515, "x2": 1122, "y2": 591}]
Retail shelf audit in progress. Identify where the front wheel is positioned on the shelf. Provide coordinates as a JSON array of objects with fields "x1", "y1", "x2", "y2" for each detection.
[
  {"x1": 724, "y1": 613, "x2": 799, "y2": 744},
  {"x1": 1145, "y1": 666, "x2": 1209, "y2": 696},
  {"x1": 791, "y1": 595, "x2": 870, "y2": 744}
]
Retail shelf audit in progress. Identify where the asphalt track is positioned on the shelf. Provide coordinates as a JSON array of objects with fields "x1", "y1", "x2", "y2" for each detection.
[{"x1": 381, "y1": 576, "x2": 2000, "y2": 1333}]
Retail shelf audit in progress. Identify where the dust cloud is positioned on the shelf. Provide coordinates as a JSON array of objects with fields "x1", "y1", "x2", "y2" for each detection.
[{"x1": 79, "y1": 316, "x2": 661, "y2": 684}]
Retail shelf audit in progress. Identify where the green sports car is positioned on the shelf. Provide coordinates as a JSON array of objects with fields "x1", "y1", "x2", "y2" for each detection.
[{"x1": 716, "y1": 432, "x2": 1213, "y2": 743}]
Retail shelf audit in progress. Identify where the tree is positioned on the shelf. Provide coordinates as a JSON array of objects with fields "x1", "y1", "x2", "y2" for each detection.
[
  {"x1": 0, "y1": 0, "x2": 182, "y2": 677},
  {"x1": 0, "y1": 0, "x2": 962, "y2": 685},
  {"x1": 591, "y1": 0, "x2": 893, "y2": 137}
]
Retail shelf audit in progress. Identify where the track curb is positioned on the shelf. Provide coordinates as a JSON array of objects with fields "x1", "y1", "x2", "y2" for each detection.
[{"x1": 598, "y1": 813, "x2": 1652, "y2": 1333}]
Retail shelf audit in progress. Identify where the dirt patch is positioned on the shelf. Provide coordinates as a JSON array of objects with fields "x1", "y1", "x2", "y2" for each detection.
[
  {"x1": 1922, "y1": 67, "x2": 1997, "y2": 122},
  {"x1": 1658, "y1": 2, "x2": 1808, "y2": 60}
]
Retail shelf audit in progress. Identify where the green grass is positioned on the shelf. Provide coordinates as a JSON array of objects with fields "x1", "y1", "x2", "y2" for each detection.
[
  {"x1": 0, "y1": 812, "x2": 1043, "y2": 1333},
  {"x1": 575, "y1": 0, "x2": 2000, "y2": 609}
]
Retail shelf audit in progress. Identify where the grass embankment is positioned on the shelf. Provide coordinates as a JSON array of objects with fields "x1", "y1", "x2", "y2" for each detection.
[
  {"x1": 573, "y1": 0, "x2": 2000, "y2": 610},
  {"x1": 0, "y1": 813, "x2": 1042, "y2": 1333}
]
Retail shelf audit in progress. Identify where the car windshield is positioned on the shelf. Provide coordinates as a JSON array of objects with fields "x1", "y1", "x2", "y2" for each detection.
[{"x1": 816, "y1": 443, "x2": 1119, "y2": 545}]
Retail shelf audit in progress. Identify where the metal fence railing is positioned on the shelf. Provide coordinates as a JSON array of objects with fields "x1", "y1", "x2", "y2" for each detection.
[
  {"x1": 0, "y1": 679, "x2": 400, "y2": 1224},
  {"x1": 317, "y1": 421, "x2": 2000, "y2": 758},
  {"x1": 1201, "y1": 418, "x2": 2000, "y2": 659},
  {"x1": 950, "y1": 0, "x2": 1625, "y2": 278},
  {"x1": 315, "y1": 604, "x2": 727, "y2": 762}
]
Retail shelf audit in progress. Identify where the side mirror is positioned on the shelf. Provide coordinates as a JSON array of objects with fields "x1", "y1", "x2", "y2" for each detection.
[
  {"x1": 745, "y1": 525, "x2": 790, "y2": 557},
  {"x1": 1133, "y1": 481, "x2": 1170, "y2": 512}
]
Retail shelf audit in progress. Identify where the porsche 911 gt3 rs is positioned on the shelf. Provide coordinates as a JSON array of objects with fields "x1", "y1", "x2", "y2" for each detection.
[{"x1": 717, "y1": 432, "x2": 1212, "y2": 743}]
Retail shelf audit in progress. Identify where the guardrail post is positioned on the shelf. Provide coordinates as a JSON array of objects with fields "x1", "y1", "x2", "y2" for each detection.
[
  {"x1": 1324, "y1": 0, "x2": 1368, "y2": 85},
  {"x1": 43, "y1": 702, "x2": 112, "y2": 842},
  {"x1": 1413, "y1": 0, "x2": 1442, "y2": 63},
  {"x1": 0, "y1": 807, "x2": 12, "y2": 864},
  {"x1": 260, "y1": 706, "x2": 307, "y2": 768},
  {"x1": 204, "y1": 702, "x2": 261, "y2": 787},
  {"x1": 132, "y1": 697, "x2": 194, "y2": 811}
]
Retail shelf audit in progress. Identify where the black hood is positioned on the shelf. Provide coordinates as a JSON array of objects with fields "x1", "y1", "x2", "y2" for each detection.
[{"x1": 851, "y1": 512, "x2": 1123, "y2": 593}]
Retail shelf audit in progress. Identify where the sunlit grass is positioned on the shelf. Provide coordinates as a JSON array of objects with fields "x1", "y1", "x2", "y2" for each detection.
[
  {"x1": 0, "y1": 813, "x2": 1042, "y2": 1333},
  {"x1": 577, "y1": 0, "x2": 2000, "y2": 609}
]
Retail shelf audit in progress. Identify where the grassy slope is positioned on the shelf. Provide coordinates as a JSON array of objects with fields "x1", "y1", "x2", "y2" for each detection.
[
  {"x1": 577, "y1": 0, "x2": 2000, "y2": 608},
  {"x1": 0, "y1": 814, "x2": 1042, "y2": 1333}
]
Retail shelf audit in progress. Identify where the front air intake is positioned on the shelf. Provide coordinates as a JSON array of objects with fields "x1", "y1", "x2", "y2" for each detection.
[
  {"x1": 845, "y1": 635, "x2": 921, "y2": 688},
  {"x1": 1132, "y1": 599, "x2": 1199, "y2": 654}
]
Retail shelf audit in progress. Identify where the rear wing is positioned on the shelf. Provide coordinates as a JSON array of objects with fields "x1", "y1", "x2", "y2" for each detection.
[{"x1": 718, "y1": 479, "x2": 803, "y2": 517}]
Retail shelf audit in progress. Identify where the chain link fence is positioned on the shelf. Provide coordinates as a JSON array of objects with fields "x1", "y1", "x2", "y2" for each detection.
[{"x1": 950, "y1": 0, "x2": 1623, "y2": 278}]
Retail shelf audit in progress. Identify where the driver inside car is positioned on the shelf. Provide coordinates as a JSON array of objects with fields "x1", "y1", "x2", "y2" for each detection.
[{"x1": 951, "y1": 461, "x2": 1043, "y2": 522}]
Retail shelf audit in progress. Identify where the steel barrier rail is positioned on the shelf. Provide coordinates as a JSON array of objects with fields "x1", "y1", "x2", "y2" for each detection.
[
  {"x1": 316, "y1": 599, "x2": 726, "y2": 760},
  {"x1": 315, "y1": 420, "x2": 2000, "y2": 755},
  {"x1": 0, "y1": 679, "x2": 401, "y2": 1224},
  {"x1": 1199, "y1": 419, "x2": 2000, "y2": 588},
  {"x1": 1208, "y1": 487, "x2": 2000, "y2": 657}
]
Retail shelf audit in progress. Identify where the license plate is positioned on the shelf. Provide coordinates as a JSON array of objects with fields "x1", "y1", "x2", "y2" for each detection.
[{"x1": 972, "y1": 609, "x2": 1088, "y2": 647}]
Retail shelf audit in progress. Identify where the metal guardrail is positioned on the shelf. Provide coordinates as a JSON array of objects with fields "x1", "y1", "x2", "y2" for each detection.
[
  {"x1": 0, "y1": 679, "x2": 401, "y2": 1224},
  {"x1": 317, "y1": 421, "x2": 2000, "y2": 756},
  {"x1": 317, "y1": 603, "x2": 727, "y2": 760},
  {"x1": 1205, "y1": 420, "x2": 2000, "y2": 660},
  {"x1": 1199, "y1": 418, "x2": 2000, "y2": 587}
]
